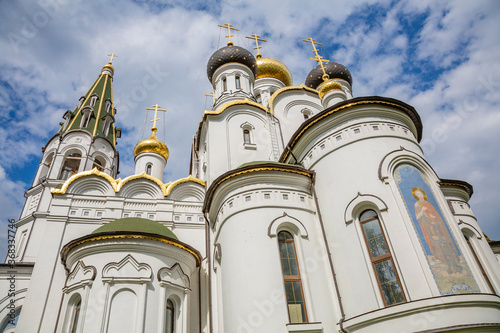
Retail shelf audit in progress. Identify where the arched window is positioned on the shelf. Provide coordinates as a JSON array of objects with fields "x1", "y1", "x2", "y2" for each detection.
[
  {"x1": 222, "y1": 77, "x2": 227, "y2": 92},
  {"x1": 243, "y1": 129, "x2": 251, "y2": 144},
  {"x1": 301, "y1": 108, "x2": 312, "y2": 121},
  {"x1": 359, "y1": 210, "x2": 405, "y2": 306},
  {"x1": 101, "y1": 114, "x2": 115, "y2": 137},
  {"x1": 89, "y1": 94, "x2": 99, "y2": 107},
  {"x1": 76, "y1": 96, "x2": 85, "y2": 109},
  {"x1": 69, "y1": 299, "x2": 81, "y2": 333},
  {"x1": 38, "y1": 152, "x2": 54, "y2": 183},
  {"x1": 278, "y1": 231, "x2": 307, "y2": 323},
  {"x1": 92, "y1": 156, "x2": 106, "y2": 172},
  {"x1": 464, "y1": 234, "x2": 495, "y2": 293},
  {"x1": 235, "y1": 75, "x2": 241, "y2": 89},
  {"x1": 80, "y1": 107, "x2": 93, "y2": 128},
  {"x1": 0, "y1": 307, "x2": 21, "y2": 332},
  {"x1": 165, "y1": 299, "x2": 175, "y2": 333},
  {"x1": 146, "y1": 164, "x2": 152, "y2": 175},
  {"x1": 60, "y1": 152, "x2": 82, "y2": 180},
  {"x1": 105, "y1": 99, "x2": 113, "y2": 113},
  {"x1": 62, "y1": 110, "x2": 73, "y2": 131}
]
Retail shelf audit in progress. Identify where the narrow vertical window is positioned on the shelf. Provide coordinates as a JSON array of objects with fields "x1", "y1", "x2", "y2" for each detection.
[
  {"x1": 70, "y1": 300, "x2": 81, "y2": 333},
  {"x1": 166, "y1": 299, "x2": 174, "y2": 333},
  {"x1": 465, "y1": 235, "x2": 495, "y2": 293},
  {"x1": 235, "y1": 75, "x2": 241, "y2": 89},
  {"x1": 243, "y1": 129, "x2": 251, "y2": 144},
  {"x1": 222, "y1": 77, "x2": 227, "y2": 92},
  {"x1": 146, "y1": 164, "x2": 152, "y2": 175},
  {"x1": 360, "y1": 210, "x2": 405, "y2": 306},
  {"x1": 89, "y1": 94, "x2": 98, "y2": 107},
  {"x1": 278, "y1": 231, "x2": 307, "y2": 323}
]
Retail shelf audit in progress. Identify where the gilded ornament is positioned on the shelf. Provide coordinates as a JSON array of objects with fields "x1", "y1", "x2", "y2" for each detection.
[{"x1": 318, "y1": 79, "x2": 344, "y2": 99}]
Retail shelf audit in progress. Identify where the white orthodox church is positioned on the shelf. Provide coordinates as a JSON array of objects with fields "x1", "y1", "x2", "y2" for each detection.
[{"x1": 1, "y1": 28, "x2": 500, "y2": 333}]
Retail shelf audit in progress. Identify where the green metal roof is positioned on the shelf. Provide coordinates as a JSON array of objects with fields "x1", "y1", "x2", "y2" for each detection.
[
  {"x1": 92, "y1": 217, "x2": 178, "y2": 239},
  {"x1": 59, "y1": 66, "x2": 116, "y2": 145}
]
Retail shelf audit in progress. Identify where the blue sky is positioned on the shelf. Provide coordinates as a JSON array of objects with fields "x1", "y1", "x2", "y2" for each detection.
[{"x1": 0, "y1": 0, "x2": 499, "y2": 259}]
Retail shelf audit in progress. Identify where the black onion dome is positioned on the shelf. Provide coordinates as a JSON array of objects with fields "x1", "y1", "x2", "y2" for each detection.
[
  {"x1": 305, "y1": 62, "x2": 352, "y2": 89},
  {"x1": 207, "y1": 45, "x2": 258, "y2": 82}
]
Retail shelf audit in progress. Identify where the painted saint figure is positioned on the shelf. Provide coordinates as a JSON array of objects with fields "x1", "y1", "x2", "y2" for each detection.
[{"x1": 412, "y1": 187, "x2": 462, "y2": 274}]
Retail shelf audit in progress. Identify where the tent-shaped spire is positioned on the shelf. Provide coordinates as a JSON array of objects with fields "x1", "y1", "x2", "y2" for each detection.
[{"x1": 59, "y1": 56, "x2": 118, "y2": 146}]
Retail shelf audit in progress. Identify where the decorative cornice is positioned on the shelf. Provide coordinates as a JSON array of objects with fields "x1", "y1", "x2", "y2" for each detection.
[
  {"x1": 61, "y1": 232, "x2": 202, "y2": 266},
  {"x1": 280, "y1": 97, "x2": 422, "y2": 162},
  {"x1": 51, "y1": 168, "x2": 204, "y2": 197},
  {"x1": 52, "y1": 168, "x2": 117, "y2": 194},
  {"x1": 439, "y1": 179, "x2": 474, "y2": 198},
  {"x1": 269, "y1": 84, "x2": 318, "y2": 115},
  {"x1": 205, "y1": 98, "x2": 269, "y2": 116},
  {"x1": 204, "y1": 162, "x2": 313, "y2": 213}
]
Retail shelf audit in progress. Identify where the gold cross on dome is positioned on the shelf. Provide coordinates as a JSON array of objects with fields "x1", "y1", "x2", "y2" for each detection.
[
  {"x1": 303, "y1": 37, "x2": 330, "y2": 80},
  {"x1": 246, "y1": 34, "x2": 267, "y2": 58},
  {"x1": 146, "y1": 104, "x2": 167, "y2": 130},
  {"x1": 107, "y1": 52, "x2": 118, "y2": 64},
  {"x1": 218, "y1": 23, "x2": 240, "y2": 46},
  {"x1": 204, "y1": 91, "x2": 215, "y2": 107}
]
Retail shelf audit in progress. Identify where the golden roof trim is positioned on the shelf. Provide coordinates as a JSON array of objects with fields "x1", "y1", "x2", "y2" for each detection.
[
  {"x1": 51, "y1": 168, "x2": 204, "y2": 197},
  {"x1": 269, "y1": 84, "x2": 318, "y2": 114},
  {"x1": 118, "y1": 172, "x2": 169, "y2": 195},
  {"x1": 62, "y1": 234, "x2": 201, "y2": 266},
  {"x1": 205, "y1": 98, "x2": 269, "y2": 116},
  {"x1": 280, "y1": 99, "x2": 416, "y2": 162},
  {"x1": 52, "y1": 168, "x2": 118, "y2": 194},
  {"x1": 92, "y1": 74, "x2": 110, "y2": 136},
  {"x1": 213, "y1": 166, "x2": 312, "y2": 193},
  {"x1": 165, "y1": 174, "x2": 205, "y2": 196}
]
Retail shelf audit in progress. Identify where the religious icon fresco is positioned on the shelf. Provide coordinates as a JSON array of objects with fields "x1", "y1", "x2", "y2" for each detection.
[{"x1": 394, "y1": 164, "x2": 479, "y2": 295}]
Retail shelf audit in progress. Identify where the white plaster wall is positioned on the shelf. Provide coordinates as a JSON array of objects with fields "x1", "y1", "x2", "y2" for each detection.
[
  {"x1": 204, "y1": 109, "x2": 274, "y2": 187},
  {"x1": 209, "y1": 175, "x2": 339, "y2": 332},
  {"x1": 212, "y1": 63, "x2": 255, "y2": 109},
  {"x1": 271, "y1": 89, "x2": 322, "y2": 146},
  {"x1": 134, "y1": 152, "x2": 167, "y2": 181}
]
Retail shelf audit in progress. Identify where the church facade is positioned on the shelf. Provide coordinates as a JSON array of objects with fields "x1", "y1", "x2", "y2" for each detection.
[{"x1": 1, "y1": 31, "x2": 500, "y2": 333}]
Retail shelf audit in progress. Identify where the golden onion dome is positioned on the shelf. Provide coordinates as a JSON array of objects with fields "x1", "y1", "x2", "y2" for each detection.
[
  {"x1": 318, "y1": 79, "x2": 344, "y2": 99},
  {"x1": 133, "y1": 128, "x2": 169, "y2": 161},
  {"x1": 102, "y1": 63, "x2": 114, "y2": 73},
  {"x1": 256, "y1": 56, "x2": 293, "y2": 86}
]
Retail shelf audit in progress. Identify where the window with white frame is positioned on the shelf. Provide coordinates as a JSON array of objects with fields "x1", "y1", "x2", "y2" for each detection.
[
  {"x1": 241, "y1": 122, "x2": 255, "y2": 147},
  {"x1": 89, "y1": 94, "x2": 99, "y2": 107},
  {"x1": 80, "y1": 107, "x2": 93, "y2": 128}
]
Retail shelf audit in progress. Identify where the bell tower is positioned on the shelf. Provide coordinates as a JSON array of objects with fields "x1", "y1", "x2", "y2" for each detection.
[
  {"x1": 17, "y1": 56, "x2": 121, "y2": 257},
  {"x1": 32, "y1": 54, "x2": 121, "y2": 188}
]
